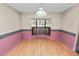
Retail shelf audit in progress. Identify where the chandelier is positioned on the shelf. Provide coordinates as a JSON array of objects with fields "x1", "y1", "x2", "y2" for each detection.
[{"x1": 36, "y1": 6, "x2": 46, "y2": 17}]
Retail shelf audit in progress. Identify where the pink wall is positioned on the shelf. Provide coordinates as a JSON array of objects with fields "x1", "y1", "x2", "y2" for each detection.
[
  {"x1": 0, "y1": 32, "x2": 22, "y2": 55},
  {"x1": 60, "y1": 32, "x2": 76, "y2": 50},
  {"x1": 50, "y1": 31, "x2": 61, "y2": 40},
  {"x1": 0, "y1": 30, "x2": 76, "y2": 55},
  {"x1": 22, "y1": 30, "x2": 76, "y2": 50},
  {"x1": 22, "y1": 31, "x2": 60, "y2": 40}
]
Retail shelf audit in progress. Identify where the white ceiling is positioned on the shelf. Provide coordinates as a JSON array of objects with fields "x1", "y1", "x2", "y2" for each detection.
[{"x1": 7, "y1": 3, "x2": 78, "y2": 13}]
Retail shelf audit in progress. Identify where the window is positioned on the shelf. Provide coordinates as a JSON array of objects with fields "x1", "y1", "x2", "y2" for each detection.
[{"x1": 31, "y1": 18, "x2": 51, "y2": 35}]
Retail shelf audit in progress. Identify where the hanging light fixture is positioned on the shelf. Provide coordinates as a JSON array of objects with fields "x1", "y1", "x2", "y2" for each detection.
[{"x1": 36, "y1": 4, "x2": 46, "y2": 17}]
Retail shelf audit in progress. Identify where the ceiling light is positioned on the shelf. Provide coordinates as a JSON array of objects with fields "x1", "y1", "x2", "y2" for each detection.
[{"x1": 36, "y1": 7, "x2": 46, "y2": 17}]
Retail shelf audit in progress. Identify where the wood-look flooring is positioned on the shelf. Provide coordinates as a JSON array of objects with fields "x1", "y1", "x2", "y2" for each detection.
[{"x1": 7, "y1": 38, "x2": 78, "y2": 56}]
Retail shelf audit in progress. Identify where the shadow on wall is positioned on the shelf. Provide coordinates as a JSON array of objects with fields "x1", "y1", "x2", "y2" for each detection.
[{"x1": 76, "y1": 34, "x2": 79, "y2": 53}]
